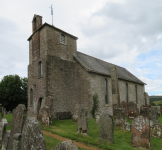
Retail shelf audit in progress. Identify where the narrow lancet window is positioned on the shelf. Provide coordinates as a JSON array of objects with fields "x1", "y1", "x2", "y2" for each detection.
[
  {"x1": 30, "y1": 89, "x2": 33, "y2": 106},
  {"x1": 61, "y1": 34, "x2": 65, "y2": 44},
  {"x1": 105, "y1": 79, "x2": 108, "y2": 104},
  {"x1": 126, "y1": 83, "x2": 128, "y2": 103},
  {"x1": 39, "y1": 61, "x2": 42, "y2": 77},
  {"x1": 135, "y1": 85, "x2": 138, "y2": 104}
]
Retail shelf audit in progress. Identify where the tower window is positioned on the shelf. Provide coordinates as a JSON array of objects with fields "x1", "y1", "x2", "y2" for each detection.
[
  {"x1": 105, "y1": 79, "x2": 108, "y2": 104},
  {"x1": 60, "y1": 34, "x2": 65, "y2": 44},
  {"x1": 30, "y1": 89, "x2": 33, "y2": 106},
  {"x1": 39, "y1": 61, "x2": 42, "y2": 77}
]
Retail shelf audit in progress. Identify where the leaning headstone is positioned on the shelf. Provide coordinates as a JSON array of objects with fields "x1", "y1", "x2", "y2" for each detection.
[
  {"x1": 2, "y1": 130, "x2": 10, "y2": 150},
  {"x1": 114, "y1": 108, "x2": 126, "y2": 126},
  {"x1": 127, "y1": 102, "x2": 137, "y2": 119},
  {"x1": 99, "y1": 114, "x2": 114, "y2": 143},
  {"x1": 7, "y1": 104, "x2": 27, "y2": 150},
  {"x1": 21, "y1": 117, "x2": 46, "y2": 150},
  {"x1": 123, "y1": 122, "x2": 131, "y2": 131},
  {"x1": 77, "y1": 107, "x2": 89, "y2": 136},
  {"x1": 54, "y1": 140, "x2": 78, "y2": 150},
  {"x1": 38, "y1": 106, "x2": 51, "y2": 126},
  {"x1": 131, "y1": 116, "x2": 150, "y2": 149},
  {"x1": 150, "y1": 123, "x2": 162, "y2": 139}
]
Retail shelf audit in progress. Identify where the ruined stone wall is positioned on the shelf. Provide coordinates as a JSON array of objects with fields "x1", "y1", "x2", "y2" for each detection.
[
  {"x1": 46, "y1": 25, "x2": 77, "y2": 61},
  {"x1": 47, "y1": 56, "x2": 92, "y2": 119},
  {"x1": 118, "y1": 79, "x2": 144, "y2": 110},
  {"x1": 28, "y1": 27, "x2": 47, "y2": 117},
  {"x1": 90, "y1": 74, "x2": 113, "y2": 115}
]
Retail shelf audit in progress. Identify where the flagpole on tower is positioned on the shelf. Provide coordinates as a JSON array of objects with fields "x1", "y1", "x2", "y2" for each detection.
[{"x1": 49, "y1": 5, "x2": 53, "y2": 25}]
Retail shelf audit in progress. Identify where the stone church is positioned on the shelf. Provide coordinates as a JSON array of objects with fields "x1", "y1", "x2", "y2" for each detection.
[{"x1": 27, "y1": 14, "x2": 148, "y2": 119}]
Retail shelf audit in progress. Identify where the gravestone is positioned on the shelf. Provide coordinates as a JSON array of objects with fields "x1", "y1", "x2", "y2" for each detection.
[
  {"x1": 99, "y1": 114, "x2": 114, "y2": 143},
  {"x1": 38, "y1": 106, "x2": 51, "y2": 126},
  {"x1": 131, "y1": 116, "x2": 150, "y2": 149},
  {"x1": 120, "y1": 101, "x2": 127, "y2": 115},
  {"x1": 21, "y1": 117, "x2": 46, "y2": 150},
  {"x1": 141, "y1": 107, "x2": 153, "y2": 126},
  {"x1": 114, "y1": 108, "x2": 126, "y2": 126},
  {"x1": 54, "y1": 140, "x2": 78, "y2": 150},
  {"x1": 95, "y1": 113, "x2": 100, "y2": 124},
  {"x1": 123, "y1": 122, "x2": 131, "y2": 131},
  {"x1": 13, "y1": 133, "x2": 22, "y2": 150},
  {"x1": 77, "y1": 107, "x2": 89, "y2": 136},
  {"x1": 150, "y1": 107, "x2": 158, "y2": 123},
  {"x1": 144, "y1": 92, "x2": 149, "y2": 105},
  {"x1": 7, "y1": 104, "x2": 27, "y2": 150},
  {"x1": 2, "y1": 130, "x2": 10, "y2": 150},
  {"x1": 150, "y1": 123, "x2": 162, "y2": 139},
  {"x1": 72, "y1": 114, "x2": 78, "y2": 123},
  {"x1": 127, "y1": 102, "x2": 137, "y2": 119},
  {"x1": 1, "y1": 119, "x2": 7, "y2": 140}
]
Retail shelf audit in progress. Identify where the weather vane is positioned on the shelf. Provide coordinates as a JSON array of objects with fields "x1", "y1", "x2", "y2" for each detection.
[{"x1": 49, "y1": 5, "x2": 53, "y2": 25}]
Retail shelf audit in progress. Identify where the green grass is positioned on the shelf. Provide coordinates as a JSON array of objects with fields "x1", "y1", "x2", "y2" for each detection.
[{"x1": 151, "y1": 100, "x2": 162, "y2": 106}]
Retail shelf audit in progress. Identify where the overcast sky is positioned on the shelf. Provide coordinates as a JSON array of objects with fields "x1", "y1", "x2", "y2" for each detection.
[{"x1": 0, "y1": 0, "x2": 162, "y2": 96}]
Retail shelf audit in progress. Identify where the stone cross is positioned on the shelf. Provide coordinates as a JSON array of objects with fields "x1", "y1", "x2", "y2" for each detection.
[
  {"x1": 77, "y1": 107, "x2": 89, "y2": 136},
  {"x1": 114, "y1": 108, "x2": 126, "y2": 126},
  {"x1": 21, "y1": 117, "x2": 46, "y2": 150},
  {"x1": 131, "y1": 116, "x2": 150, "y2": 149},
  {"x1": 99, "y1": 114, "x2": 114, "y2": 143},
  {"x1": 7, "y1": 104, "x2": 27, "y2": 150}
]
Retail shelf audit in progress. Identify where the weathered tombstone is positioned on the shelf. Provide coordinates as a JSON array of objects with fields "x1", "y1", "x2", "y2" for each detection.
[
  {"x1": 131, "y1": 116, "x2": 150, "y2": 149},
  {"x1": 150, "y1": 123, "x2": 162, "y2": 139},
  {"x1": 123, "y1": 122, "x2": 131, "y2": 131},
  {"x1": 38, "y1": 106, "x2": 51, "y2": 126},
  {"x1": 13, "y1": 133, "x2": 22, "y2": 150},
  {"x1": 7, "y1": 104, "x2": 27, "y2": 150},
  {"x1": 111, "y1": 65, "x2": 120, "y2": 106},
  {"x1": 95, "y1": 113, "x2": 100, "y2": 124},
  {"x1": 77, "y1": 107, "x2": 89, "y2": 136},
  {"x1": 2, "y1": 130, "x2": 10, "y2": 150},
  {"x1": 3, "y1": 108, "x2": 6, "y2": 116},
  {"x1": 120, "y1": 101, "x2": 127, "y2": 115},
  {"x1": 127, "y1": 102, "x2": 137, "y2": 119},
  {"x1": 54, "y1": 140, "x2": 78, "y2": 150},
  {"x1": 1, "y1": 118, "x2": 7, "y2": 140},
  {"x1": 99, "y1": 114, "x2": 114, "y2": 143},
  {"x1": 141, "y1": 107, "x2": 153, "y2": 127},
  {"x1": 114, "y1": 108, "x2": 126, "y2": 126},
  {"x1": 1, "y1": 107, "x2": 4, "y2": 119},
  {"x1": 150, "y1": 107, "x2": 158, "y2": 123},
  {"x1": 21, "y1": 117, "x2": 46, "y2": 150},
  {"x1": 72, "y1": 114, "x2": 78, "y2": 123}
]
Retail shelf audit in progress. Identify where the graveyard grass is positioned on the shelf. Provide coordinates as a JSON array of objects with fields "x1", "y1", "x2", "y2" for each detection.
[{"x1": 2, "y1": 113, "x2": 162, "y2": 150}]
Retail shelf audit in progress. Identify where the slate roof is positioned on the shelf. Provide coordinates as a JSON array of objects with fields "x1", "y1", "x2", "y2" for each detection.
[{"x1": 73, "y1": 52, "x2": 145, "y2": 85}]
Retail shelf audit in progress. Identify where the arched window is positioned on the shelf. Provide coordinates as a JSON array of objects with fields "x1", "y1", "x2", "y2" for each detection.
[
  {"x1": 30, "y1": 89, "x2": 33, "y2": 106},
  {"x1": 126, "y1": 83, "x2": 128, "y2": 103},
  {"x1": 135, "y1": 85, "x2": 138, "y2": 104},
  {"x1": 105, "y1": 79, "x2": 108, "y2": 104},
  {"x1": 39, "y1": 61, "x2": 42, "y2": 77}
]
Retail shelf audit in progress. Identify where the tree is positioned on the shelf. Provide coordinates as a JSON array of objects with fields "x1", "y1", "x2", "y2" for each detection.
[
  {"x1": 0, "y1": 75, "x2": 27, "y2": 111},
  {"x1": 151, "y1": 102, "x2": 156, "y2": 106}
]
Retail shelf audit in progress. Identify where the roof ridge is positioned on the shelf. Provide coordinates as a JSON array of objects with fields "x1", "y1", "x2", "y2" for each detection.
[{"x1": 77, "y1": 51, "x2": 125, "y2": 69}]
